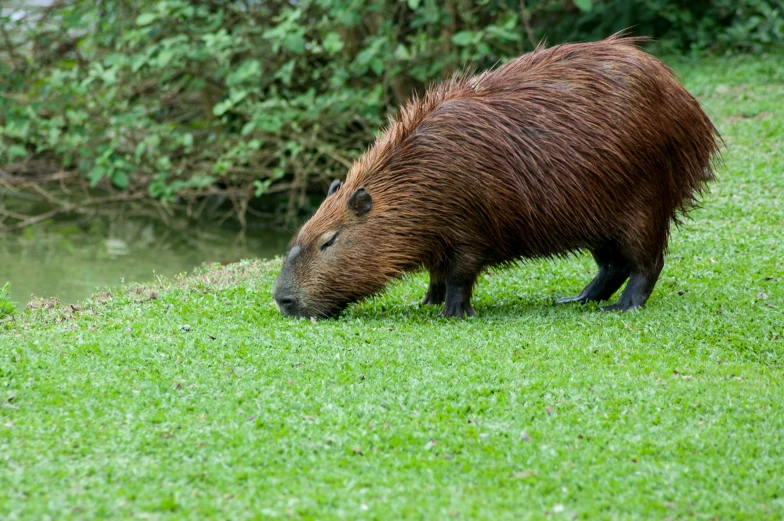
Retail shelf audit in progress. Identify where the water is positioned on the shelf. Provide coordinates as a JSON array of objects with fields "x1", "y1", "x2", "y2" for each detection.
[{"x1": 1, "y1": 216, "x2": 291, "y2": 305}]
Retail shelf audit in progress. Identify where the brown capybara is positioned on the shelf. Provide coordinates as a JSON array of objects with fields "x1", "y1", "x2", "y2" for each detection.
[{"x1": 273, "y1": 33, "x2": 721, "y2": 319}]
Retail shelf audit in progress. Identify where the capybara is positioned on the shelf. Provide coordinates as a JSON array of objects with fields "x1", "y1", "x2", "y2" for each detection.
[{"x1": 273, "y1": 33, "x2": 721, "y2": 318}]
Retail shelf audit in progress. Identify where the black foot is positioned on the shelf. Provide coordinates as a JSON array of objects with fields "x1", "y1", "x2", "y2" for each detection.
[
  {"x1": 556, "y1": 243, "x2": 631, "y2": 306},
  {"x1": 598, "y1": 265, "x2": 663, "y2": 312},
  {"x1": 441, "y1": 270, "x2": 477, "y2": 319},
  {"x1": 441, "y1": 300, "x2": 475, "y2": 318},
  {"x1": 421, "y1": 278, "x2": 446, "y2": 306},
  {"x1": 598, "y1": 302, "x2": 637, "y2": 312}
]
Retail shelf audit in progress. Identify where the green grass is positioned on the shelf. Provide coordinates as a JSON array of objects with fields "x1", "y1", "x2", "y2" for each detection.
[{"x1": 2, "y1": 53, "x2": 783, "y2": 520}]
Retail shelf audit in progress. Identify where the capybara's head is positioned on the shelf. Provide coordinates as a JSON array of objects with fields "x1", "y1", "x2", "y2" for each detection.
[{"x1": 273, "y1": 180, "x2": 396, "y2": 318}]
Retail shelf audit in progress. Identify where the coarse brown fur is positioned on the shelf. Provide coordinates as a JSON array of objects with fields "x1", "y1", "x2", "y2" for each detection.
[{"x1": 273, "y1": 33, "x2": 722, "y2": 319}]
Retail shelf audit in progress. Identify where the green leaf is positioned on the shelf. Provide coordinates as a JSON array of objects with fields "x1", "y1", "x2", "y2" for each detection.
[
  {"x1": 452, "y1": 31, "x2": 474, "y2": 46},
  {"x1": 229, "y1": 89, "x2": 248, "y2": 104},
  {"x1": 282, "y1": 33, "x2": 306, "y2": 55},
  {"x1": 88, "y1": 166, "x2": 106, "y2": 187},
  {"x1": 213, "y1": 99, "x2": 233, "y2": 117},
  {"x1": 241, "y1": 121, "x2": 256, "y2": 136},
  {"x1": 228, "y1": 60, "x2": 261, "y2": 86},
  {"x1": 131, "y1": 53, "x2": 149, "y2": 73},
  {"x1": 103, "y1": 53, "x2": 128, "y2": 67},
  {"x1": 186, "y1": 174, "x2": 215, "y2": 189},
  {"x1": 485, "y1": 25, "x2": 519, "y2": 42},
  {"x1": 111, "y1": 171, "x2": 130, "y2": 189},
  {"x1": 6, "y1": 145, "x2": 28, "y2": 160},
  {"x1": 135, "y1": 12, "x2": 157, "y2": 26},
  {"x1": 273, "y1": 60, "x2": 296, "y2": 86},
  {"x1": 573, "y1": 0, "x2": 593, "y2": 12},
  {"x1": 47, "y1": 126, "x2": 61, "y2": 146},
  {"x1": 182, "y1": 133, "x2": 193, "y2": 149},
  {"x1": 407, "y1": 0, "x2": 421, "y2": 9},
  {"x1": 323, "y1": 32, "x2": 344, "y2": 55},
  {"x1": 370, "y1": 58, "x2": 385, "y2": 76},
  {"x1": 254, "y1": 116, "x2": 283, "y2": 134},
  {"x1": 100, "y1": 67, "x2": 118, "y2": 84},
  {"x1": 156, "y1": 49, "x2": 176, "y2": 68},
  {"x1": 253, "y1": 178, "x2": 272, "y2": 197}
]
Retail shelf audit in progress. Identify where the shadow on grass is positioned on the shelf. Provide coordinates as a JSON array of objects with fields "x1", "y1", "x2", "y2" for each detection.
[{"x1": 341, "y1": 292, "x2": 610, "y2": 324}]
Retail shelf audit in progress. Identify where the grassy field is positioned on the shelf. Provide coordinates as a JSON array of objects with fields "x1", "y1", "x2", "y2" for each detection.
[{"x1": 2, "y1": 53, "x2": 783, "y2": 520}]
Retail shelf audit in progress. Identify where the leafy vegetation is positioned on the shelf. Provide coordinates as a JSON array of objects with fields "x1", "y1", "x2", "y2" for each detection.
[
  {"x1": 1, "y1": 53, "x2": 783, "y2": 519},
  {"x1": 0, "y1": 283, "x2": 15, "y2": 318},
  {"x1": 1, "y1": 0, "x2": 782, "y2": 227}
]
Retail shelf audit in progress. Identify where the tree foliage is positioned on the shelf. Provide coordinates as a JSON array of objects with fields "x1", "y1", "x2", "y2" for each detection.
[{"x1": 0, "y1": 0, "x2": 781, "y2": 227}]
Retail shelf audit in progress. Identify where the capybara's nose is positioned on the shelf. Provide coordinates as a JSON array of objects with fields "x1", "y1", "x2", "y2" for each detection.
[{"x1": 274, "y1": 293, "x2": 298, "y2": 315}]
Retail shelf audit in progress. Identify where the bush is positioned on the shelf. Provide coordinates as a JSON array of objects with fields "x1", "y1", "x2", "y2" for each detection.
[
  {"x1": 0, "y1": 0, "x2": 781, "y2": 227},
  {"x1": 567, "y1": 0, "x2": 784, "y2": 53}
]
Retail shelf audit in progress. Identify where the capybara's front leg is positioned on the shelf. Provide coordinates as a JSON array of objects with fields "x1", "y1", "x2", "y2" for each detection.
[
  {"x1": 441, "y1": 270, "x2": 477, "y2": 318},
  {"x1": 421, "y1": 271, "x2": 446, "y2": 306}
]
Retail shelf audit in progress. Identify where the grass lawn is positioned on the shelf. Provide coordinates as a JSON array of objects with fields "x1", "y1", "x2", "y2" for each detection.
[{"x1": 1, "y1": 53, "x2": 783, "y2": 520}]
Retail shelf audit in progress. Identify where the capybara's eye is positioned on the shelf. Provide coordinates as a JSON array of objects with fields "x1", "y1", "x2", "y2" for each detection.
[{"x1": 320, "y1": 232, "x2": 339, "y2": 251}]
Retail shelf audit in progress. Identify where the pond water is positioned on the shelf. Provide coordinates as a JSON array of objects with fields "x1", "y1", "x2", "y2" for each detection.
[{"x1": 1, "y1": 215, "x2": 291, "y2": 305}]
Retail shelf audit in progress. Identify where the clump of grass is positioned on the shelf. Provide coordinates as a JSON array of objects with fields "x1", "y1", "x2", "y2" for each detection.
[{"x1": 0, "y1": 282, "x2": 16, "y2": 318}]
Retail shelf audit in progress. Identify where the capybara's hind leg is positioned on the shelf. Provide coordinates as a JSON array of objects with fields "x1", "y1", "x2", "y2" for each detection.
[
  {"x1": 441, "y1": 265, "x2": 477, "y2": 318},
  {"x1": 556, "y1": 242, "x2": 630, "y2": 305},
  {"x1": 421, "y1": 271, "x2": 446, "y2": 306},
  {"x1": 600, "y1": 253, "x2": 664, "y2": 312}
]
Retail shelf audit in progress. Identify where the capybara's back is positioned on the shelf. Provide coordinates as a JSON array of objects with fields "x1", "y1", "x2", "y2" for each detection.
[{"x1": 273, "y1": 34, "x2": 722, "y2": 319}]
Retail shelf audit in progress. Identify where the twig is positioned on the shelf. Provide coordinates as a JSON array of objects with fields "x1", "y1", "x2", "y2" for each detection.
[
  {"x1": 519, "y1": 0, "x2": 537, "y2": 48},
  {"x1": 0, "y1": 192, "x2": 148, "y2": 231},
  {"x1": 216, "y1": 206, "x2": 237, "y2": 227},
  {"x1": 0, "y1": 24, "x2": 23, "y2": 66},
  {"x1": 0, "y1": 169, "x2": 78, "y2": 188},
  {"x1": 28, "y1": 183, "x2": 63, "y2": 209},
  {"x1": 153, "y1": 200, "x2": 172, "y2": 227},
  {"x1": 59, "y1": 170, "x2": 74, "y2": 195},
  {"x1": 0, "y1": 205, "x2": 32, "y2": 221},
  {"x1": 0, "y1": 175, "x2": 19, "y2": 193},
  {"x1": 322, "y1": 148, "x2": 354, "y2": 170}
]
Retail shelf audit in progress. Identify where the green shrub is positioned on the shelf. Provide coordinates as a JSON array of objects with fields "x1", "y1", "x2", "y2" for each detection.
[
  {"x1": 568, "y1": 0, "x2": 784, "y2": 53},
  {"x1": 0, "y1": 1, "x2": 781, "y2": 225}
]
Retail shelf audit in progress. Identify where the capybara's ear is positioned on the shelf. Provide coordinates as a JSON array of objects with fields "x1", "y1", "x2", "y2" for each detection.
[
  {"x1": 328, "y1": 179, "x2": 341, "y2": 196},
  {"x1": 347, "y1": 188, "x2": 372, "y2": 216}
]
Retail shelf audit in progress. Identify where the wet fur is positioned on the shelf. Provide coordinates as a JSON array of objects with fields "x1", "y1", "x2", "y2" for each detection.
[{"x1": 274, "y1": 33, "x2": 722, "y2": 318}]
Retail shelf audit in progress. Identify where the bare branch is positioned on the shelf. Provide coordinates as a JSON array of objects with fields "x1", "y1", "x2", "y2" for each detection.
[
  {"x1": 0, "y1": 192, "x2": 148, "y2": 231},
  {"x1": 519, "y1": 0, "x2": 537, "y2": 48}
]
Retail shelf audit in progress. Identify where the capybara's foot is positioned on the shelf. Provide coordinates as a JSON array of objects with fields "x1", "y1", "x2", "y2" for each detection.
[
  {"x1": 598, "y1": 301, "x2": 638, "y2": 312},
  {"x1": 441, "y1": 301, "x2": 475, "y2": 318},
  {"x1": 441, "y1": 271, "x2": 477, "y2": 318},
  {"x1": 598, "y1": 265, "x2": 662, "y2": 312},
  {"x1": 421, "y1": 279, "x2": 446, "y2": 306},
  {"x1": 558, "y1": 246, "x2": 631, "y2": 306}
]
